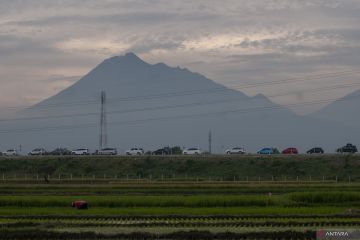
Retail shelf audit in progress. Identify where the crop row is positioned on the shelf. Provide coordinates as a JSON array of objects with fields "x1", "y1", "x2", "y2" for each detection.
[
  {"x1": 0, "y1": 221, "x2": 360, "y2": 228},
  {"x1": 1, "y1": 214, "x2": 359, "y2": 221},
  {"x1": 0, "y1": 218, "x2": 360, "y2": 227},
  {"x1": 288, "y1": 191, "x2": 360, "y2": 204},
  {"x1": 2, "y1": 185, "x2": 360, "y2": 195},
  {"x1": 0, "y1": 195, "x2": 282, "y2": 208},
  {"x1": 1, "y1": 215, "x2": 358, "y2": 233},
  {"x1": 0, "y1": 206, "x2": 351, "y2": 216},
  {"x1": 0, "y1": 229, "x2": 317, "y2": 240},
  {"x1": 0, "y1": 192, "x2": 358, "y2": 208}
]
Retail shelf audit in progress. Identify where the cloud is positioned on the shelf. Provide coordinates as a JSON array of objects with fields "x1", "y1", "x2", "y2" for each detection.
[
  {"x1": 0, "y1": 0, "x2": 360, "y2": 115},
  {"x1": 54, "y1": 38, "x2": 131, "y2": 55}
]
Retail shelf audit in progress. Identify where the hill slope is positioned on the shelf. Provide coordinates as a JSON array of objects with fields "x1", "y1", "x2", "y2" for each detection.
[{"x1": 310, "y1": 90, "x2": 360, "y2": 127}]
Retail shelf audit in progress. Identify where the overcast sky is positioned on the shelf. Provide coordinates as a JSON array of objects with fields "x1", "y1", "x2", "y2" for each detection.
[{"x1": 1, "y1": 0, "x2": 360, "y2": 115}]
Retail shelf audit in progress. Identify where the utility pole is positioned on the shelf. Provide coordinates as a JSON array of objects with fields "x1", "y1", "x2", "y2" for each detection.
[
  {"x1": 208, "y1": 130, "x2": 212, "y2": 154},
  {"x1": 99, "y1": 91, "x2": 107, "y2": 150}
]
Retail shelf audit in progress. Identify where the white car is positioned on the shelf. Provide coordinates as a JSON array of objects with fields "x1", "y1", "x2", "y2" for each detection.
[
  {"x1": 225, "y1": 147, "x2": 245, "y2": 154},
  {"x1": 126, "y1": 148, "x2": 144, "y2": 155},
  {"x1": 29, "y1": 148, "x2": 46, "y2": 155},
  {"x1": 183, "y1": 148, "x2": 202, "y2": 155},
  {"x1": 97, "y1": 148, "x2": 117, "y2": 155},
  {"x1": 71, "y1": 148, "x2": 89, "y2": 155},
  {"x1": 2, "y1": 149, "x2": 18, "y2": 156}
]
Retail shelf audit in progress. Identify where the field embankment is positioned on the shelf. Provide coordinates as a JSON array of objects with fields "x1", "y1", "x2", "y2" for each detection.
[{"x1": 0, "y1": 154, "x2": 359, "y2": 181}]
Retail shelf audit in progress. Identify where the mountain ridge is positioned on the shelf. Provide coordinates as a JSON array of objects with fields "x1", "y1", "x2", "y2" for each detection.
[
  {"x1": 1, "y1": 53, "x2": 359, "y2": 153},
  {"x1": 310, "y1": 89, "x2": 360, "y2": 127}
]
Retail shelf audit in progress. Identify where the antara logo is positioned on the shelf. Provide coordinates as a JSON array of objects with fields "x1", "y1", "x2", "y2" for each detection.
[
  {"x1": 325, "y1": 231, "x2": 349, "y2": 237},
  {"x1": 317, "y1": 229, "x2": 352, "y2": 239}
]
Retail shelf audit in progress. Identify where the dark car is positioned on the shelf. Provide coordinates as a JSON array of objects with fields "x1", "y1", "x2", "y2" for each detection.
[
  {"x1": 50, "y1": 148, "x2": 72, "y2": 155},
  {"x1": 152, "y1": 147, "x2": 171, "y2": 155},
  {"x1": 307, "y1": 147, "x2": 324, "y2": 154},
  {"x1": 282, "y1": 147, "x2": 298, "y2": 154},
  {"x1": 336, "y1": 143, "x2": 358, "y2": 153}
]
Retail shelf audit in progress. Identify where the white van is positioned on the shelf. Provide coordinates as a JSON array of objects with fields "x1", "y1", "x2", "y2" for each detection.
[
  {"x1": 2, "y1": 149, "x2": 18, "y2": 156},
  {"x1": 71, "y1": 148, "x2": 89, "y2": 155}
]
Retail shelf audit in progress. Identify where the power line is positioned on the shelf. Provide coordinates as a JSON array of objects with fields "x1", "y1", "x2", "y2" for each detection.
[
  {"x1": 1, "y1": 69, "x2": 359, "y2": 112},
  {"x1": 1, "y1": 93, "x2": 359, "y2": 134},
  {"x1": 0, "y1": 81, "x2": 359, "y2": 123}
]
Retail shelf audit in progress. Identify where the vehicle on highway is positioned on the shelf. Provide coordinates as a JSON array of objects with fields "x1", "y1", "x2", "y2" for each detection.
[
  {"x1": 97, "y1": 148, "x2": 117, "y2": 155},
  {"x1": 257, "y1": 147, "x2": 279, "y2": 155},
  {"x1": 29, "y1": 148, "x2": 47, "y2": 156},
  {"x1": 50, "y1": 148, "x2": 71, "y2": 155},
  {"x1": 126, "y1": 148, "x2": 144, "y2": 155},
  {"x1": 183, "y1": 148, "x2": 202, "y2": 155},
  {"x1": 225, "y1": 147, "x2": 245, "y2": 154},
  {"x1": 282, "y1": 147, "x2": 298, "y2": 154},
  {"x1": 336, "y1": 143, "x2": 358, "y2": 153},
  {"x1": 71, "y1": 148, "x2": 90, "y2": 155},
  {"x1": 2, "y1": 149, "x2": 18, "y2": 156},
  {"x1": 152, "y1": 147, "x2": 171, "y2": 155},
  {"x1": 307, "y1": 147, "x2": 324, "y2": 154}
]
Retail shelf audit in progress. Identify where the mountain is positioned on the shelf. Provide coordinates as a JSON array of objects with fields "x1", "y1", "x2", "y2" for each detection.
[
  {"x1": 309, "y1": 90, "x2": 360, "y2": 127},
  {"x1": 0, "y1": 53, "x2": 359, "y2": 153}
]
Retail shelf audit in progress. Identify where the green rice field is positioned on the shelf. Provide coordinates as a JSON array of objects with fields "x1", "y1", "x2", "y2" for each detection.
[{"x1": 0, "y1": 155, "x2": 359, "y2": 239}]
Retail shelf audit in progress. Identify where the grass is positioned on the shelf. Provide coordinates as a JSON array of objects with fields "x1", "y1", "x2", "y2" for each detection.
[
  {"x1": 0, "y1": 206, "x2": 349, "y2": 216},
  {"x1": 0, "y1": 195, "x2": 285, "y2": 208},
  {"x1": 1, "y1": 183, "x2": 360, "y2": 195},
  {"x1": 0, "y1": 191, "x2": 359, "y2": 209}
]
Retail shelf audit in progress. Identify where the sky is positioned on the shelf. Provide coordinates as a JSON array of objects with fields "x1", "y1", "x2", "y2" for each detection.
[{"x1": 1, "y1": 0, "x2": 360, "y2": 115}]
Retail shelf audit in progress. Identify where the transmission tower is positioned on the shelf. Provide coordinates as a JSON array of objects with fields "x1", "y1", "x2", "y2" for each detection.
[
  {"x1": 99, "y1": 91, "x2": 107, "y2": 149},
  {"x1": 208, "y1": 130, "x2": 212, "y2": 154}
]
